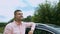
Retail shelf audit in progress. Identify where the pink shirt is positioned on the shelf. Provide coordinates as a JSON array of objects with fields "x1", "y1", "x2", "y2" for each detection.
[{"x1": 3, "y1": 21, "x2": 35, "y2": 34}]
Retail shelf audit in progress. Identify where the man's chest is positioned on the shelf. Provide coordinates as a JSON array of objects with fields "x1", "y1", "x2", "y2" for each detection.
[{"x1": 12, "y1": 24, "x2": 26, "y2": 34}]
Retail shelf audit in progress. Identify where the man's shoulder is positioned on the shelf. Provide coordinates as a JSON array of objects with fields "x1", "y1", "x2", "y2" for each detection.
[{"x1": 6, "y1": 22, "x2": 13, "y2": 27}]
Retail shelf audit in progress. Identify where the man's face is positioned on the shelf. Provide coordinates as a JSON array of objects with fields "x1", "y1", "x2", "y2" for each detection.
[{"x1": 15, "y1": 11, "x2": 23, "y2": 20}]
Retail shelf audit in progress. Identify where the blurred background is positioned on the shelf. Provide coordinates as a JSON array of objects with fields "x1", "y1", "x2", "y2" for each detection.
[{"x1": 0, "y1": 0, "x2": 60, "y2": 34}]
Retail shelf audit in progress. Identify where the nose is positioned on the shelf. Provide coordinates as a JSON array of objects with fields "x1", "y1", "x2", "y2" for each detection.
[
  {"x1": 18, "y1": 15, "x2": 23, "y2": 17},
  {"x1": 20, "y1": 15, "x2": 23, "y2": 17}
]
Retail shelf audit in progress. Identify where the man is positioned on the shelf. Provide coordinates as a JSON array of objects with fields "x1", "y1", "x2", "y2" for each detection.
[{"x1": 4, "y1": 10, "x2": 35, "y2": 34}]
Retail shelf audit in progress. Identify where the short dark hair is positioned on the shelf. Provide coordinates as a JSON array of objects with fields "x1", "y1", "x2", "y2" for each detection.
[{"x1": 14, "y1": 10, "x2": 22, "y2": 15}]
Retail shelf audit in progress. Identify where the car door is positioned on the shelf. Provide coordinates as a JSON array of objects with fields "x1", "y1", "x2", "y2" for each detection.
[
  {"x1": 25, "y1": 28, "x2": 54, "y2": 34},
  {"x1": 34, "y1": 29, "x2": 54, "y2": 34}
]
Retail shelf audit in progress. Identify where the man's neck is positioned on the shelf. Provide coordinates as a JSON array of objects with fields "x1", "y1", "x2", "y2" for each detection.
[{"x1": 15, "y1": 20, "x2": 22, "y2": 25}]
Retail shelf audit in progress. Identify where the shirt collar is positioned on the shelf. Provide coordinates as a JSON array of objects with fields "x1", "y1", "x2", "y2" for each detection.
[{"x1": 13, "y1": 20, "x2": 23, "y2": 26}]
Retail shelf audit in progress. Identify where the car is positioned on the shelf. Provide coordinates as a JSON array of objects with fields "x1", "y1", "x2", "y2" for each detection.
[{"x1": 25, "y1": 23, "x2": 60, "y2": 34}]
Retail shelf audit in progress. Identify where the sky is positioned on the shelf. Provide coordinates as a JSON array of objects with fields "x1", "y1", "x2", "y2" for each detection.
[{"x1": 0, "y1": 0, "x2": 59, "y2": 22}]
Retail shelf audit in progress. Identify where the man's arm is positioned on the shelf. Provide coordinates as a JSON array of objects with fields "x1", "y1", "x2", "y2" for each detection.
[
  {"x1": 25, "y1": 22, "x2": 36, "y2": 34},
  {"x1": 3, "y1": 24, "x2": 13, "y2": 34}
]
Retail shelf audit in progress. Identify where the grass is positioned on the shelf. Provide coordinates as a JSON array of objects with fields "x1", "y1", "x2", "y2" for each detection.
[{"x1": 0, "y1": 27, "x2": 5, "y2": 33}]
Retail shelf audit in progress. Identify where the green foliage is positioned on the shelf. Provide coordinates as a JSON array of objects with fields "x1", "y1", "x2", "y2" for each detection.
[
  {"x1": 22, "y1": 15, "x2": 32, "y2": 22},
  {"x1": 0, "y1": 23, "x2": 7, "y2": 33},
  {"x1": 0, "y1": 27, "x2": 5, "y2": 33},
  {"x1": 0, "y1": 23, "x2": 7, "y2": 27},
  {"x1": 32, "y1": 0, "x2": 60, "y2": 26}
]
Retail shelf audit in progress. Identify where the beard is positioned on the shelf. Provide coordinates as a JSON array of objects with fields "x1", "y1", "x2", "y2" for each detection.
[
  {"x1": 17, "y1": 17, "x2": 23, "y2": 21},
  {"x1": 14, "y1": 16, "x2": 23, "y2": 21}
]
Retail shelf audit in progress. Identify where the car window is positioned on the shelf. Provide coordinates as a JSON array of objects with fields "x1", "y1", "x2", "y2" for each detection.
[
  {"x1": 34, "y1": 29, "x2": 53, "y2": 34},
  {"x1": 25, "y1": 28, "x2": 54, "y2": 34}
]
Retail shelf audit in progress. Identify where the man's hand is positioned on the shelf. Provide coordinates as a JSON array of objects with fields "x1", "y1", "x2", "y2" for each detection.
[{"x1": 28, "y1": 30, "x2": 34, "y2": 34}]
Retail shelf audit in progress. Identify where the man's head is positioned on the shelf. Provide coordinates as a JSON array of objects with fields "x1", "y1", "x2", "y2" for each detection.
[{"x1": 14, "y1": 10, "x2": 23, "y2": 21}]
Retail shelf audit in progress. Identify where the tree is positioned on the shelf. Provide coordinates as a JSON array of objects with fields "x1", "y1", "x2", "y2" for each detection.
[
  {"x1": 32, "y1": 0, "x2": 60, "y2": 26},
  {"x1": 33, "y1": 1, "x2": 53, "y2": 23},
  {"x1": 22, "y1": 15, "x2": 32, "y2": 22},
  {"x1": 55, "y1": 0, "x2": 60, "y2": 25}
]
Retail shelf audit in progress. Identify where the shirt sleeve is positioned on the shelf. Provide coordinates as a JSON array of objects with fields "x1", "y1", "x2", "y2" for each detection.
[
  {"x1": 3, "y1": 24, "x2": 13, "y2": 34},
  {"x1": 25, "y1": 22, "x2": 36, "y2": 31}
]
